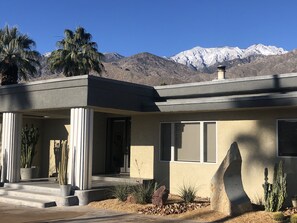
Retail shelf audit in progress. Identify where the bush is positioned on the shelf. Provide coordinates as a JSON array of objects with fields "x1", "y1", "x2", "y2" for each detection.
[
  {"x1": 132, "y1": 182, "x2": 156, "y2": 204},
  {"x1": 291, "y1": 214, "x2": 297, "y2": 223},
  {"x1": 272, "y1": 212, "x2": 286, "y2": 222},
  {"x1": 111, "y1": 184, "x2": 132, "y2": 202},
  {"x1": 178, "y1": 185, "x2": 197, "y2": 203}
]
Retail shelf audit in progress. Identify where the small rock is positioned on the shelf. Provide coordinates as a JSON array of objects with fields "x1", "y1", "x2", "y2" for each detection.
[
  {"x1": 152, "y1": 185, "x2": 169, "y2": 206},
  {"x1": 126, "y1": 194, "x2": 136, "y2": 203}
]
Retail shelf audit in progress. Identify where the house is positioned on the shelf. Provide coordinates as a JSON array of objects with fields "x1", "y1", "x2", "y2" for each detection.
[{"x1": 0, "y1": 67, "x2": 297, "y2": 204}]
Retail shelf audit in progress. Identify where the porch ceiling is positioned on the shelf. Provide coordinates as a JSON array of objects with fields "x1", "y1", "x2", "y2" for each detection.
[{"x1": 23, "y1": 109, "x2": 70, "y2": 119}]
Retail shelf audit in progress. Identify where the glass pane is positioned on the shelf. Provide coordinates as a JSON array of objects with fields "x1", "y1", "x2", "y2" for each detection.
[
  {"x1": 204, "y1": 122, "x2": 216, "y2": 163},
  {"x1": 278, "y1": 120, "x2": 297, "y2": 156},
  {"x1": 175, "y1": 123, "x2": 200, "y2": 162},
  {"x1": 160, "y1": 123, "x2": 171, "y2": 161}
]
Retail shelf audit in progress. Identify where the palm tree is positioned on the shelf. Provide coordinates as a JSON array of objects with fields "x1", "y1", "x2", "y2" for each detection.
[
  {"x1": 48, "y1": 27, "x2": 104, "y2": 77},
  {"x1": 0, "y1": 25, "x2": 40, "y2": 85}
]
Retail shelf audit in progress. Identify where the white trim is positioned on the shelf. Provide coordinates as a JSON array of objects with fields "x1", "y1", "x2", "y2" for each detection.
[
  {"x1": 159, "y1": 121, "x2": 218, "y2": 164},
  {"x1": 200, "y1": 122, "x2": 204, "y2": 163},
  {"x1": 276, "y1": 119, "x2": 297, "y2": 158},
  {"x1": 170, "y1": 123, "x2": 175, "y2": 161}
]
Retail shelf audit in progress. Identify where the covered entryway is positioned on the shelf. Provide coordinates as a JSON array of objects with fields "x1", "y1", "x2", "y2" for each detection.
[
  {"x1": 105, "y1": 118, "x2": 131, "y2": 174},
  {"x1": 0, "y1": 75, "x2": 157, "y2": 207}
]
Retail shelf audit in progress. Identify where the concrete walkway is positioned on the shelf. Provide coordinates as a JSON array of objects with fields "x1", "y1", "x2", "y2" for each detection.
[{"x1": 0, "y1": 203, "x2": 202, "y2": 223}]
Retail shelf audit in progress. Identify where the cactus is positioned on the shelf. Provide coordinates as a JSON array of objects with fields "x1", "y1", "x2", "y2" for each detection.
[
  {"x1": 21, "y1": 124, "x2": 39, "y2": 168},
  {"x1": 58, "y1": 140, "x2": 69, "y2": 185},
  {"x1": 262, "y1": 161, "x2": 287, "y2": 212}
]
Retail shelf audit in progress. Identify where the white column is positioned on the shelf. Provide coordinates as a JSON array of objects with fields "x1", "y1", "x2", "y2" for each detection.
[
  {"x1": 1, "y1": 113, "x2": 22, "y2": 183},
  {"x1": 69, "y1": 108, "x2": 93, "y2": 190}
]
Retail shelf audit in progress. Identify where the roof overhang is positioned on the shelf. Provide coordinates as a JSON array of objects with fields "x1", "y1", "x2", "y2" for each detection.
[
  {"x1": 0, "y1": 75, "x2": 158, "y2": 113},
  {"x1": 2, "y1": 73, "x2": 297, "y2": 114},
  {"x1": 154, "y1": 73, "x2": 297, "y2": 112}
]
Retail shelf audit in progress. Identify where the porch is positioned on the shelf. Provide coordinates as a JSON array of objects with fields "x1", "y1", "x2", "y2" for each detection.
[{"x1": 0, "y1": 174, "x2": 152, "y2": 208}]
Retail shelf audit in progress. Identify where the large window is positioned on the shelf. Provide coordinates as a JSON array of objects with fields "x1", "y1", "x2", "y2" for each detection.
[
  {"x1": 278, "y1": 120, "x2": 297, "y2": 157},
  {"x1": 160, "y1": 121, "x2": 217, "y2": 163}
]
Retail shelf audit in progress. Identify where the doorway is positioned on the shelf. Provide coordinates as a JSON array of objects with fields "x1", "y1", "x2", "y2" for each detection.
[{"x1": 106, "y1": 118, "x2": 131, "y2": 174}]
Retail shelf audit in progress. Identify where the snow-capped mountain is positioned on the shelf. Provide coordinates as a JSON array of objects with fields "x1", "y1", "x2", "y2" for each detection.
[
  {"x1": 102, "y1": 52, "x2": 125, "y2": 62},
  {"x1": 170, "y1": 44, "x2": 288, "y2": 71}
]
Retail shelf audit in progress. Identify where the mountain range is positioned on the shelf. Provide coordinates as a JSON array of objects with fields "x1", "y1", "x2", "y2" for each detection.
[
  {"x1": 170, "y1": 44, "x2": 287, "y2": 72},
  {"x1": 36, "y1": 44, "x2": 296, "y2": 86}
]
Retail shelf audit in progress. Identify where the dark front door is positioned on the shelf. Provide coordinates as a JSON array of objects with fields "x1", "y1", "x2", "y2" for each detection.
[{"x1": 106, "y1": 118, "x2": 131, "y2": 174}]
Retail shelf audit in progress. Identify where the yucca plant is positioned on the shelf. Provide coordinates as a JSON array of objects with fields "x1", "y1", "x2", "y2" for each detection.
[
  {"x1": 58, "y1": 140, "x2": 69, "y2": 185},
  {"x1": 132, "y1": 182, "x2": 156, "y2": 204},
  {"x1": 111, "y1": 184, "x2": 132, "y2": 202},
  {"x1": 179, "y1": 184, "x2": 197, "y2": 203}
]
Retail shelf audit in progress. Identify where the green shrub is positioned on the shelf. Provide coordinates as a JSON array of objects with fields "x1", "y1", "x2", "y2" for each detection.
[
  {"x1": 272, "y1": 212, "x2": 286, "y2": 222},
  {"x1": 111, "y1": 184, "x2": 132, "y2": 202},
  {"x1": 178, "y1": 185, "x2": 197, "y2": 203},
  {"x1": 132, "y1": 182, "x2": 156, "y2": 204},
  {"x1": 290, "y1": 214, "x2": 297, "y2": 223}
]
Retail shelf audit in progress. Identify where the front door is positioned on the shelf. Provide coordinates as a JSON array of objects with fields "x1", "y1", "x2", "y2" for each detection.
[{"x1": 106, "y1": 118, "x2": 130, "y2": 174}]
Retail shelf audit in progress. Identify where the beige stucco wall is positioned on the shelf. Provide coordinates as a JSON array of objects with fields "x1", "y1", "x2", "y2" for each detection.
[
  {"x1": 130, "y1": 107, "x2": 297, "y2": 203},
  {"x1": 41, "y1": 119, "x2": 70, "y2": 178},
  {"x1": 130, "y1": 146, "x2": 154, "y2": 179}
]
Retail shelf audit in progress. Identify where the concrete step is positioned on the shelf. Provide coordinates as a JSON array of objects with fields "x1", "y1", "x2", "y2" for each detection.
[
  {"x1": 0, "y1": 188, "x2": 58, "y2": 201},
  {"x1": 0, "y1": 195, "x2": 56, "y2": 208},
  {"x1": 4, "y1": 182, "x2": 60, "y2": 195}
]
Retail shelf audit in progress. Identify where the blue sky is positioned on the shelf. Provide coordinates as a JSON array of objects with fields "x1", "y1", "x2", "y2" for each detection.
[{"x1": 1, "y1": 0, "x2": 297, "y2": 56}]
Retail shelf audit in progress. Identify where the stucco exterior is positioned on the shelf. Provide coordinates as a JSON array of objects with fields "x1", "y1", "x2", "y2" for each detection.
[
  {"x1": 1, "y1": 74, "x2": 297, "y2": 204},
  {"x1": 130, "y1": 107, "x2": 297, "y2": 202}
]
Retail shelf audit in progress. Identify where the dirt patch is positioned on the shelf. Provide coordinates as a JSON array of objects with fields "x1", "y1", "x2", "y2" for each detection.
[{"x1": 89, "y1": 196, "x2": 275, "y2": 223}]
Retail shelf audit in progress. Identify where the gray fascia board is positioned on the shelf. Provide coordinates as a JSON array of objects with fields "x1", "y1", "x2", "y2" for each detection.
[
  {"x1": 0, "y1": 76, "x2": 89, "y2": 112},
  {"x1": 87, "y1": 75, "x2": 159, "y2": 112},
  {"x1": 155, "y1": 92, "x2": 297, "y2": 112},
  {"x1": 154, "y1": 73, "x2": 297, "y2": 99}
]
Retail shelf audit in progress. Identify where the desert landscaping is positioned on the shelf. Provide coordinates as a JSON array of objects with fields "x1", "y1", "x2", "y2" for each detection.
[{"x1": 89, "y1": 196, "x2": 276, "y2": 223}]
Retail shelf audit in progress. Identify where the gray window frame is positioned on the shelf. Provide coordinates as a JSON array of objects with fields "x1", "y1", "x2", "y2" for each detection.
[
  {"x1": 159, "y1": 121, "x2": 217, "y2": 164},
  {"x1": 277, "y1": 119, "x2": 297, "y2": 158}
]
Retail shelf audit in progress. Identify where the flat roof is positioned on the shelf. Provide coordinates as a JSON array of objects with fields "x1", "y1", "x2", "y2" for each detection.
[
  {"x1": 1, "y1": 73, "x2": 297, "y2": 114},
  {"x1": 0, "y1": 75, "x2": 157, "y2": 113}
]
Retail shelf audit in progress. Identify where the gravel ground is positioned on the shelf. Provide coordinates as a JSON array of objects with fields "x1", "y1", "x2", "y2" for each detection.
[{"x1": 89, "y1": 198, "x2": 275, "y2": 223}]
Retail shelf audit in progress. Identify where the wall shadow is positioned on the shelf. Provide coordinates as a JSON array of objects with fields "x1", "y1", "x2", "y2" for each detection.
[
  {"x1": 0, "y1": 83, "x2": 32, "y2": 112},
  {"x1": 230, "y1": 75, "x2": 297, "y2": 206}
]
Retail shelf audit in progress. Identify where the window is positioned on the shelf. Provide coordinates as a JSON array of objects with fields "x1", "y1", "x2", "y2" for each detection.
[
  {"x1": 278, "y1": 120, "x2": 297, "y2": 157},
  {"x1": 160, "y1": 121, "x2": 217, "y2": 163}
]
